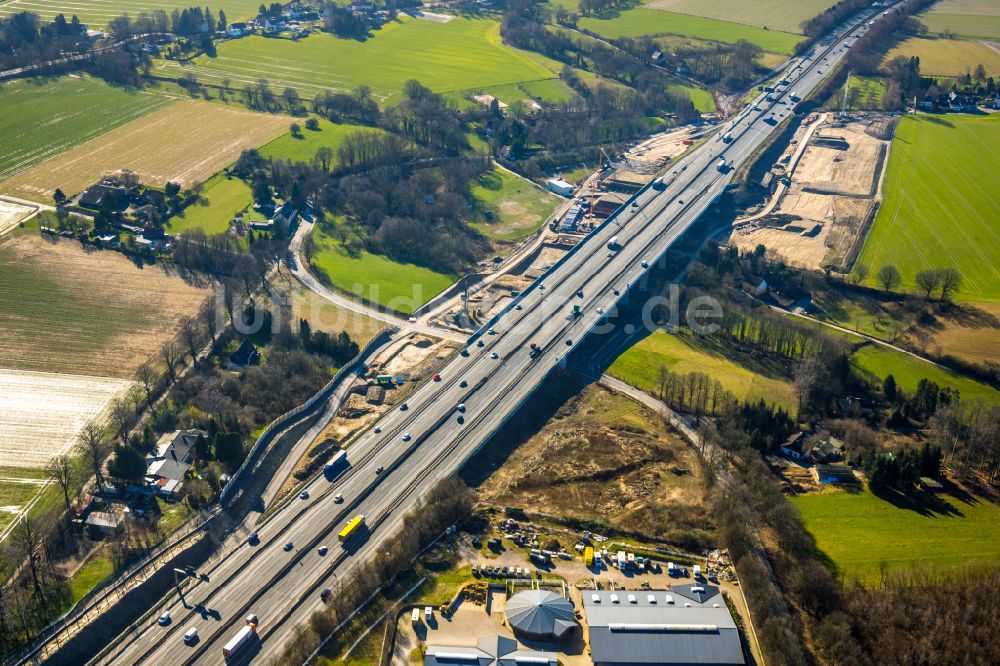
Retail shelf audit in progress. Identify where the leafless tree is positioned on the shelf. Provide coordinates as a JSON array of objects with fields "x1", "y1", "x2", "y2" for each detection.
[
  {"x1": 135, "y1": 362, "x2": 158, "y2": 415},
  {"x1": 78, "y1": 422, "x2": 109, "y2": 489},
  {"x1": 876, "y1": 264, "x2": 901, "y2": 292},
  {"x1": 46, "y1": 455, "x2": 74, "y2": 514},
  {"x1": 12, "y1": 515, "x2": 46, "y2": 599},
  {"x1": 110, "y1": 394, "x2": 133, "y2": 442},
  {"x1": 161, "y1": 340, "x2": 181, "y2": 385},
  {"x1": 179, "y1": 315, "x2": 203, "y2": 364},
  {"x1": 938, "y1": 268, "x2": 961, "y2": 301},
  {"x1": 199, "y1": 294, "x2": 220, "y2": 347}
]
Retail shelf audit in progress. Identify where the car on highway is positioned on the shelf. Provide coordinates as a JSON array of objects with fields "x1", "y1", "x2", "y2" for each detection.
[
  {"x1": 400, "y1": 402, "x2": 408, "y2": 411},
  {"x1": 334, "y1": 493, "x2": 343, "y2": 503},
  {"x1": 487, "y1": 328, "x2": 497, "y2": 335},
  {"x1": 374, "y1": 425, "x2": 382, "y2": 433},
  {"x1": 678, "y1": 199, "x2": 684, "y2": 204},
  {"x1": 376, "y1": 465, "x2": 385, "y2": 474},
  {"x1": 433, "y1": 373, "x2": 441, "y2": 381},
  {"x1": 247, "y1": 614, "x2": 258, "y2": 625},
  {"x1": 459, "y1": 380, "x2": 468, "y2": 388},
  {"x1": 576, "y1": 290, "x2": 584, "y2": 298},
  {"x1": 565, "y1": 339, "x2": 573, "y2": 346},
  {"x1": 402, "y1": 433, "x2": 411, "y2": 441},
  {"x1": 299, "y1": 490, "x2": 309, "y2": 500},
  {"x1": 321, "y1": 588, "x2": 332, "y2": 602},
  {"x1": 460, "y1": 349, "x2": 470, "y2": 356},
  {"x1": 457, "y1": 415, "x2": 465, "y2": 424},
  {"x1": 248, "y1": 532, "x2": 259, "y2": 545},
  {"x1": 490, "y1": 352, "x2": 499, "y2": 359},
  {"x1": 457, "y1": 403, "x2": 466, "y2": 412},
  {"x1": 183, "y1": 627, "x2": 198, "y2": 644},
  {"x1": 284, "y1": 541, "x2": 294, "y2": 551},
  {"x1": 318, "y1": 545, "x2": 328, "y2": 556},
  {"x1": 641, "y1": 260, "x2": 648, "y2": 268},
  {"x1": 477, "y1": 340, "x2": 485, "y2": 347},
  {"x1": 158, "y1": 611, "x2": 171, "y2": 626},
  {"x1": 596, "y1": 307, "x2": 605, "y2": 315}
]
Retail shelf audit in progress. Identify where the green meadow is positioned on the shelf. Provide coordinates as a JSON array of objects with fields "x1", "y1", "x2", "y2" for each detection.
[
  {"x1": 153, "y1": 17, "x2": 558, "y2": 105},
  {"x1": 308, "y1": 223, "x2": 455, "y2": 314},
  {"x1": 260, "y1": 118, "x2": 382, "y2": 163},
  {"x1": 793, "y1": 489, "x2": 1000, "y2": 584},
  {"x1": 857, "y1": 114, "x2": 1000, "y2": 301},
  {"x1": 610, "y1": 329, "x2": 798, "y2": 413},
  {"x1": 644, "y1": 0, "x2": 838, "y2": 35},
  {"x1": 0, "y1": 76, "x2": 173, "y2": 184},
  {"x1": 577, "y1": 8, "x2": 804, "y2": 54},
  {"x1": 471, "y1": 167, "x2": 562, "y2": 241},
  {"x1": 166, "y1": 173, "x2": 251, "y2": 236},
  {"x1": 850, "y1": 343, "x2": 1000, "y2": 405}
]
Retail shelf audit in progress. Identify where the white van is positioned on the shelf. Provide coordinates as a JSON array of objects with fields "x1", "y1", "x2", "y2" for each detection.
[{"x1": 183, "y1": 627, "x2": 198, "y2": 644}]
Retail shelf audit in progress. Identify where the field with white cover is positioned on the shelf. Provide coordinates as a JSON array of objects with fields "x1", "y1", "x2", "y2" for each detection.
[
  {"x1": 0, "y1": 369, "x2": 126, "y2": 534},
  {"x1": 0, "y1": 198, "x2": 36, "y2": 237}
]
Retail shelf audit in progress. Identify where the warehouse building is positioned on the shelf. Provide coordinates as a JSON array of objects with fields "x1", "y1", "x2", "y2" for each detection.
[
  {"x1": 583, "y1": 584, "x2": 745, "y2": 666},
  {"x1": 424, "y1": 636, "x2": 558, "y2": 666}
]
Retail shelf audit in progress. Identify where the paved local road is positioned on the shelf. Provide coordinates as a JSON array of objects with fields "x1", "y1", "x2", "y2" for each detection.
[{"x1": 89, "y1": 5, "x2": 899, "y2": 664}]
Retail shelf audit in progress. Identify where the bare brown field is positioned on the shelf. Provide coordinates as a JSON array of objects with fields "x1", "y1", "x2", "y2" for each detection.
[
  {"x1": 273, "y1": 277, "x2": 384, "y2": 346},
  {"x1": 0, "y1": 100, "x2": 290, "y2": 202},
  {"x1": 914, "y1": 300, "x2": 1000, "y2": 368},
  {"x1": 477, "y1": 386, "x2": 712, "y2": 541},
  {"x1": 0, "y1": 234, "x2": 208, "y2": 378},
  {"x1": 732, "y1": 117, "x2": 886, "y2": 269}
]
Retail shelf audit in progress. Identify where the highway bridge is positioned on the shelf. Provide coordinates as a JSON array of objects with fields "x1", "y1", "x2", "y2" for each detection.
[{"x1": 88, "y1": 5, "x2": 899, "y2": 664}]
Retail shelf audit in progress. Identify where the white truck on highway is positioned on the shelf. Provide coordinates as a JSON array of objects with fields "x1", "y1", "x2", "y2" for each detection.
[
  {"x1": 717, "y1": 157, "x2": 728, "y2": 172},
  {"x1": 223, "y1": 619, "x2": 257, "y2": 659},
  {"x1": 607, "y1": 236, "x2": 620, "y2": 249},
  {"x1": 722, "y1": 131, "x2": 733, "y2": 143}
]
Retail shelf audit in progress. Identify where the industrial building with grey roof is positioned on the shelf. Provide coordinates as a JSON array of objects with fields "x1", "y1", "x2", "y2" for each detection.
[
  {"x1": 504, "y1": 589, "x2": 577, "y2": 640},
  {"x1": 582, "y1": 583, "x2": 745, "y2": 666},
  {"x1": 424, "y1": 635, "x2": 558, "y2": 666}
]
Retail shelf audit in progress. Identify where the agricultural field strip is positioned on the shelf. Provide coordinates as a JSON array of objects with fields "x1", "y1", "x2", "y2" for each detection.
[
  {"x1": 0, "y1": 86, "x2": 175, "y2": 183},
  {"x1": 647, "y1": 0, "x2": 839, "y2": 35},
  {"x1": 0, "y1": 99, "x2": 291, "y2": 200},
  {"x1": 156, "y1": 54, "x2": 560, "y2": 101},
  {"x1": 858, "y1": 116, "x2": 1000, "y2": 298},
  {"x1": 0, "y1": 0, "x2": 263, "y2": 22},
  {"x1": 0, "y1": 368, "x2": 127, "y2": 469}
]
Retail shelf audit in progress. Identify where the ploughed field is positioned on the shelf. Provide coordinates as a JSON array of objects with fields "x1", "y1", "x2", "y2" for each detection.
[
  {"x1": 0, "y1": 0, "x2": 263, "y2": 23},
  {"x1": 0, "y1": 98, "x2": 290, "y2": 201}
]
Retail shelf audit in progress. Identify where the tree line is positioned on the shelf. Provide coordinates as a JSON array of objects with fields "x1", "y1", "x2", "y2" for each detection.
[{"x1": 0, "y1": 11, "x2": 87, "y2": 69}]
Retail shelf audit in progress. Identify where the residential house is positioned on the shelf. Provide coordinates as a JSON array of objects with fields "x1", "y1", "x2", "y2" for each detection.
[
  {"x1": 145, "y1": 429, "x2": 204, "y2": 498},
  {"x1": 79, "y1": 184, "x2": 129, "y2": 211},
  {"x1": 227, "y1": 21, "x2": 248, "y2": 37},
  {"x1": 780, "y1": 432, "x2": 807, "y2": 459},
  {"x1": 227, "y1": 339, "x2": 261, "y2": 369},
  {"x1": 741, "y1": 276, "x2": 768, "y2": 297},
  {"x1": 270, "y1": 201, "x2": 298, "y2": 227}
]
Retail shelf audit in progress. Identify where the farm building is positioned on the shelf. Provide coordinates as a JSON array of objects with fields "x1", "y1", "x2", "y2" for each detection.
[
  {"x1": 424, "y1": 636, "x2": 557, "y2": 666},
  {"x1": 545, "y1": 178, "x2": 574, "y2": 197},
  {"x1": 812, "y1": 464, "x2": 858, "y2": 485},
  {"x1": 504, "y1": 589, "x2": 577, "y2": 640},
  {"x1": 583, "y1": 584, "x2": 745, "y2": 666},
  {"x1": 79, "y1": 184, "x2": 129, "y2": 211},
  {"x1": 85, "y1": 509, "x2": 124, "y2": 536}
]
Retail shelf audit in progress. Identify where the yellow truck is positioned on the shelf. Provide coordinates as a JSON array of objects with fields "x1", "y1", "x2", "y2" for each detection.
[
  {"x1": 584, "y1": 546, "x2": 594, "y2": 567},
  {"x1": 338, "y1": 515, "x2": 365, "y2": 543}
]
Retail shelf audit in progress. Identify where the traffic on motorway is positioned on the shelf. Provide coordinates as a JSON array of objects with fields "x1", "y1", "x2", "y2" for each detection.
[{"x1": 87, "y1": 4, "x2": 903, "y2": 664}]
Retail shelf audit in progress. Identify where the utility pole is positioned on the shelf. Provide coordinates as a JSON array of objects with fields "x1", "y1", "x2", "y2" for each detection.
[{"x1": 841, "y1": 71, "x2": 851, "y2": 116}]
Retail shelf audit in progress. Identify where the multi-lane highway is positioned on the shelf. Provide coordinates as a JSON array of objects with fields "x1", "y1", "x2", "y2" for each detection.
[{"x1": 90, "y1": 5, "x2": 900, "y2": 664}]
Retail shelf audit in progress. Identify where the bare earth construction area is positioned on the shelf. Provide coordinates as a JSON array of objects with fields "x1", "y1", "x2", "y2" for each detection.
[{"x1": 0, "y1": 99, "x2": 290, "y2": 202}]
